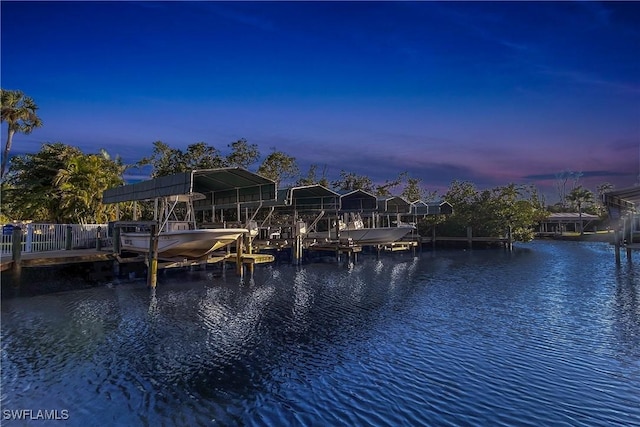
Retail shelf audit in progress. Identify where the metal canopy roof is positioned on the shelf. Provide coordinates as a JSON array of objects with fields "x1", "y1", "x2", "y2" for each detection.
[
  {"x1": 102, "y1": 168, "x2": 277, "y2": 205},
  {"x1": 285, "y1": 185, "x2": 340, "y2": 211},
  {"x1": 411, "y1": 200, "x2": 453, "y2": 215},
  {"x1": 340, "y1": 189, "x2": 378, "y2": 211},
  {"x1": 377, "y1": 196, "x2": 411, "y2": 214},
  {"x1": 603, "y1": 185, "x2": 640, "y2": 220},
  {"x1": 603, "y1": 186, "x2": 640, "y2": 209}
]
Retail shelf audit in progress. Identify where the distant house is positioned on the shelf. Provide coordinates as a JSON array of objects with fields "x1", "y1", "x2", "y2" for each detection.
[{"x1": 538, "y1": 212, "x2": 600, "y2": 234}]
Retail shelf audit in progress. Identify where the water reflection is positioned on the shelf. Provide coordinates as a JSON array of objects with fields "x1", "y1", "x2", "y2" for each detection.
[{"x1": 1, "y1": 242, "x2": 639, "y2": 426}]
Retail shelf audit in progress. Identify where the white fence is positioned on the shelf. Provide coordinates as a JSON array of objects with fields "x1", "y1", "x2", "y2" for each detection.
[{"x1": 1, "y1": 223, "x2": 110, "y2": 255}]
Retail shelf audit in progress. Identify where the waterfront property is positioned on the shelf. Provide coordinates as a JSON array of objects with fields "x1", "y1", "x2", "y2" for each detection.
[{"x1": 537, "y1": 212, "x2": 600, "y2": 235}]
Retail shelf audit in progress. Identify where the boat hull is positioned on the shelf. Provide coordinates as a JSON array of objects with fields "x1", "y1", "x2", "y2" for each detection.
[
  {"x1": 121, "y1": 228, "x2": 247, "y2": 259},
  {"x1": 306, "y1": 227, "x2": 413, "y2": 245}
]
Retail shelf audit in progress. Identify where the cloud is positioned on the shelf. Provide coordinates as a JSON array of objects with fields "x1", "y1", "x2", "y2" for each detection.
[{"x1": 524, "y1": 170, "x2": 631, "y2": 181}]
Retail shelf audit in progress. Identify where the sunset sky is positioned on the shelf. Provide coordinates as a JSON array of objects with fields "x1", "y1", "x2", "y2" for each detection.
[{"x1": 1, "y1": 1, "x2": 638, "y2": 202}]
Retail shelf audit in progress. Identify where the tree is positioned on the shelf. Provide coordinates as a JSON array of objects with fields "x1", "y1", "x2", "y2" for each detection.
[
  {"x1": 566, "y1": 185, "x2": 594, "y2": 235},
  {"x1": 137, "y1": 141, "x2": 224, "y2": 178},
  {"x1": 297, "y1": 164, "x2": 330, "y2": 187},
  {"x1": 555, "y1": 170, "x2": 583, "y2": 208},
  {"x1": 4, "y1": 143, "x2": 82, "y2": 221},
  {"x1": 436, "y1": 181, "x2": 547, "y2": 242},
  {"x1": 332, "y1": 170, "x2": 374, "y2": 193},
  {"x1": 1, "y1": 89, "x2": 43, "y2": 179},
  {"x1": 54, "y1": 149, "x2": 125, "y2": 223},
  {"x1": 375, "y1": 172, "x2": 407, "y2": 197},
  {"x1": 227, "y1": 138, "x2": 259, "y2": 169},
  {"x1": 256, "y1": 150, "x2": 299, "y2": 186},
  {"x1": 400, "y1": 177, "x2": 422, "y2": 202},
  {"x1": 4, "y1": 143, "x2": 125, "y2": 223}
]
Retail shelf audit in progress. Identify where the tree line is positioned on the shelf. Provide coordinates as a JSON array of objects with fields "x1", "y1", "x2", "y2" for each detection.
[{"x1": 1, "y1": 88, "x2": 609, "y2": 241}]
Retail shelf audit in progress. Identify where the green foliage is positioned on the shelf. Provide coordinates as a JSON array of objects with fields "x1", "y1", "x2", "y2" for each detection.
[
  {"x1": 566, "y1": 185, "x2": 594, "y2": 210},
  {"x1": 1, "y1": 89, "x2": 43, "y2": 178},
  {"x1": 297, "y1": 164, "x2": 330, "y2": 187},
  {"x1": 256, "y1": 150, "x2": 299, "y2": 186},
  {"x1": 227, "y1": 138, "x2": 260, "y2": 169},
  {"x1": 374, "y1": 172, "x2": 407, "y2": 197},
  {"x1": 434, "y1": 181, "x2": 548, "y2": 242},
  {"x1": 137, "y1": 141, "x2": 225, "y2": 177},
  {"x1": 332, "y1": 170, "x2": 374, "y2": 193},
  {"x1": 4, "y1": 143, "x2": 125, "y2": 223},
  {"x1": 565, "y1": 185, "x2": 595, "y2": 235}
]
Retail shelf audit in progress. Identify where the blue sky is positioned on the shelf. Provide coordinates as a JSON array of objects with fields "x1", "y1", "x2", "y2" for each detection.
[{"x1": 1, "y1": 1, "x2": 639, "y2": 201}]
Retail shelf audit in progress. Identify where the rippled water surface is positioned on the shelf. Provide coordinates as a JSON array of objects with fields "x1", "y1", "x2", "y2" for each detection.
[{"x1": 2, "y1": 241, "x2": 639, "y2": 426}]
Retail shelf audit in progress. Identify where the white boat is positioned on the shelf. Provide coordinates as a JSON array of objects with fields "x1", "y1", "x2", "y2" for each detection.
[
  {"x1": 305, "y1": 213, "x2": 414, "y2": 245},
  {"x1": 120, "y1": 193, "x2": 247, "y2": 260},
  {"x1": 121, "y1": 226, "x2": 248, "y2": 259}
]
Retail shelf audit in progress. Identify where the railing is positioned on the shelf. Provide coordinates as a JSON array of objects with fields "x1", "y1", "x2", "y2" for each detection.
[{"x1": 1, "y1": 223, "x2": 110, "y2": 255}]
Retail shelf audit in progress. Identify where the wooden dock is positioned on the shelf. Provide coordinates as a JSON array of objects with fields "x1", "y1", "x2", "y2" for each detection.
[
  {"x1": 1, "y1": 248, "x2": 274, "y2": 273},
  {"x1": 1, "y1": 248, "x2": 115, "y2": 272}
]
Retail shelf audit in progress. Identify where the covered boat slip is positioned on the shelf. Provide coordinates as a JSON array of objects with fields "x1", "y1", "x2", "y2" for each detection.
[
  {"x1": 602, "y1": 185, "x2": 640, "y2": 262},
  {"x1": 102, "y1": 169, "x2": 279, "y2": 284},
  {"x1": 103, "y1": 167, "x2": 277, "y2": 210}
]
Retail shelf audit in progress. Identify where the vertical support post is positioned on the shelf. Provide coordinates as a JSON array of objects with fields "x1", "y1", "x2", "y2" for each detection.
[
  {"x1": 627, "y1": 218, "x2": 633, "y2": 262},
  {"x1": 466, "y1": 226, "x2": 473, "y2": 250},
  {"x1": 65, "y1": 225, "x2": 73, "y2": 250},
  {"x1": 11, "y1": 226, "x2": 22, "y2": 279},
  {"x1": 507, "y1": 225, "x2": 513, "y2": 251},
  {"x1": 113, "y1": 226, "x2": 121, "y2": 254},
  {"x1": 236, "y1": 234, "x2": 243, "y2": 277},
  {"x1": 147, "y1": 223, "x2": 159, "y2": 289},
  {"x1": 246, "y1": 234, "x2": 254, "y2": 275},
  {"x1": 614, "y1": 230, "x2": 621, "y2": 264},
  {"x1": 432, "y1": 226, "x2": 436, "y2": 250},
  {"x1": 96, "y1": 226, "x2": 102, "y2": 251}
]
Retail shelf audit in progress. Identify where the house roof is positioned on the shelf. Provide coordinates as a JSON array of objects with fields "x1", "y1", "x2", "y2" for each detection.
[{"x1": 544, "y1": 212, "x2": 599, "y2": 222}]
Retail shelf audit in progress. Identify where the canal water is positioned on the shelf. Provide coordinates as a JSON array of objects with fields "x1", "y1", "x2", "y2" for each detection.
[{"x1": 1, "y1": 241, "x2": 639, "y2": 426}]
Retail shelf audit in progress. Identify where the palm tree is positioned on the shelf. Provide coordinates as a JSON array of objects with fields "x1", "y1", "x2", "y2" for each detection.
[
  {"x1": 1, "y1": 89, "x2": 43, "y2": 178},
  {"x1": 566, "y1": 186, "x2": 594, "y2": 235}
]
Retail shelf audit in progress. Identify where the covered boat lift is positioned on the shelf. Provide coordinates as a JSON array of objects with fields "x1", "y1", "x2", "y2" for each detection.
[
  {"x1": 102, "y1": 168, "x2": 278, "y2": 285},
  {"x1": 602, "y1": 185, "x2": 640, "y2": 263},
  {"x1": 103, "y1": 167, "x2": 277, "y2": 221}
]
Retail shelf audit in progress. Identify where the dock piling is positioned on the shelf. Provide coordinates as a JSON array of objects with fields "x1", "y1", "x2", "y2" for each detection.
[
  {"x1": 11, "y1": 226, "x2": 22, "y2": 280},
  {"x1": 147, "y1": 223, "x2": 159, "y2": 288},
  {"x1": 96, "y1": 226, "x2": 102, "y2": 251}
]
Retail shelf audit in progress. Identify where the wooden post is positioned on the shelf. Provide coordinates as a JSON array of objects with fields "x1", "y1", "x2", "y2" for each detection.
[
  {"x1": 466, "y1": 226, "x2": 473, "y2": 250},
  {"x1": 113, "y1": 226, "x2": 121, "y2": 254},
  {"x1": 96, "y1": 226, "x2": 102, "y2": 251},
  {"x1": 432, "y1": 226, "x2": 436, "y2": 250},
  {"x1": 11, "y1": 226, "x2": 22, "y2": 279},
  {"x1": 236, "y1": 234, "x2": 243, "y2": 277},
  {"x1": 65, "y1": 225, "x2": 73, "y2": 250},
  {"x1": 507, "y1": 225, "x2": 513, "y2": 251},
  {"x1": 246, "y1": 234, "x2": 254, "y2": 275},
  {"x1": 147, "y1": 223, "x2": 159, "y2": 289},
  {"x1": 627, "y1": 218, "x2": 633, "y2": 262},
  {"x1": 614, "y1": 230, "x2": 621, "y2": 264}
]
